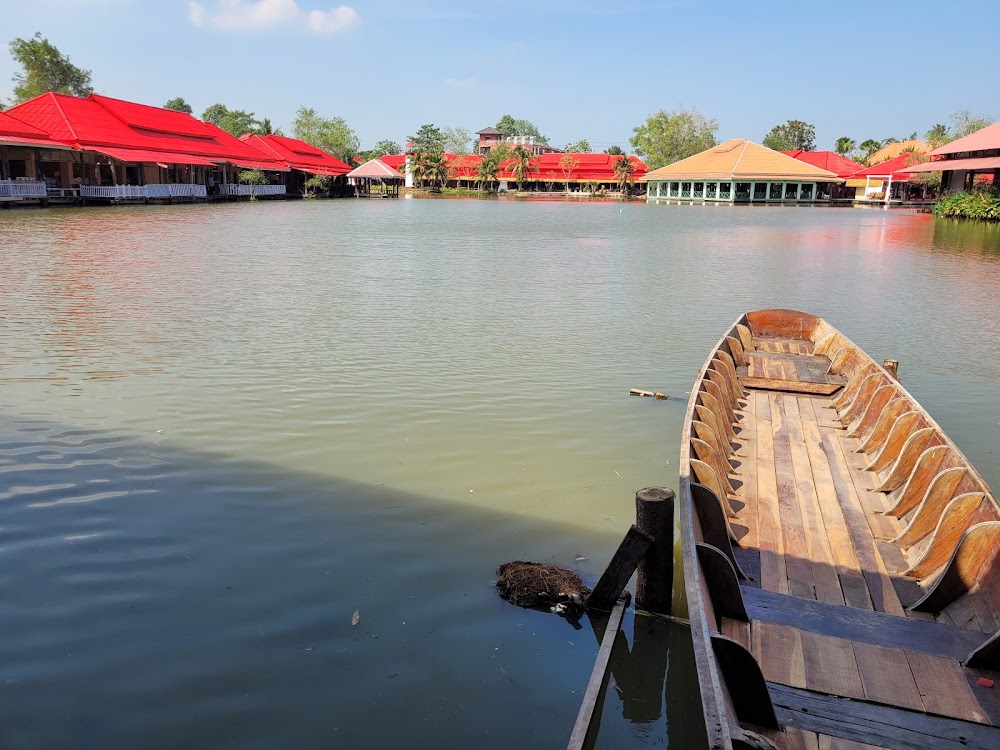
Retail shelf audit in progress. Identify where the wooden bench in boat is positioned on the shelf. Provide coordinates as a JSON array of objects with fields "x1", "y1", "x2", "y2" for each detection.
[{"x1": 679, "y1": 309, "x2": 1000, "y2": 750}]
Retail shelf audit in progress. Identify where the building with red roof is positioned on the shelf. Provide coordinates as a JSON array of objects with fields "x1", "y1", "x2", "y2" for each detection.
[
  {"x1": 241, "y1": 133, "x2": 352, "y2": 196},
  {"x1": 4, "y1": 92, "x2": 287, "y2": 201},
  {"x1": 846, "y1": 153, "x2": 931, "y2": 203},
  {"x1": 1, "y1": 110, "x2": 76, "y2": 202},
  {"x1": 781, "y1": 150, "x2": 863, "y2": 179},
  {"x1": 385, "y1": 151, "x2": 647, "y2": 193},
  {"x1": 904, "y1": 120, "x2": 1000, "y2": 194}
]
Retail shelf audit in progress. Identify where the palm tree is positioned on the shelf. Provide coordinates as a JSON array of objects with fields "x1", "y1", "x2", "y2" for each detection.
[
  {"x1": 834, "y1": 137, "x2": 856, "y2": 156},
  {"x1": 613, "y1": 155, "x2": 636, "y2": 197},
  {"x1": 925, "y1": 123, "x2": 950, "y2": 150},
  {"x1": 421, "y1": 152, "x2": 449, "y2": 190},
  {"x1": 508, "y1": 145, "x2": 537, "y2": 192},
  {"x1": 477, "y1": 153, "x2": 500, "y2": 192}
]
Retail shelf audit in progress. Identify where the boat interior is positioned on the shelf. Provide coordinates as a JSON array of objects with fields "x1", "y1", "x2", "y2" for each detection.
[{"x1": 679, "y1": 309, "x2": 1000, "y2": 750}]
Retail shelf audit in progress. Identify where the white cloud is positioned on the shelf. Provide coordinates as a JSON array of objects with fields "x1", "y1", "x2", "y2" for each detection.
[
  {"x1": 307, "y1": 6, "x2": 360, "y2": 33},
  {"x1": 189, "y1": 0, "x2": 360, "y2": 34},
  {"x1": 444, "y1": 77, "x2": 478, "y2": 92}
]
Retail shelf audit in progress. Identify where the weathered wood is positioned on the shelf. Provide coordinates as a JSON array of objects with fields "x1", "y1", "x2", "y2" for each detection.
[
  {"x1": 862, "y1": 412, "x2": 926, "y2": 472},
  {"x1": 746, "y1": 309, "x2": 821, "y2": 340},
  {"x1": 965, "y1": 629, "x2": 1000, "y2": 669},
  {"x1": 700, "y1": 390, "x2": 738, "y2": 444},
  {"x1": 711, "y1": 633, "x2": 780, "y2": 729},
  {"x1": 692, "y1": 437, "x2": 738, "y2": 497},
  {"x1": 727, "y1": 335, "x2": 748, "y2": 368},
  {"x1": 905, "y1": 493, "x2": 989, "y2": 579},
  {"x1": 882, "y1": 445, "x2": 952, "y2": 518},
  {"x1": 893, "y1": 467, "x2": 968, "y2": 546},
  {"x1": 846, "y1": 384, "x2": 898, "y2": 438},
  {"x1": 854, "y1": 396, "x2": 913, "y2": 454},
  {"x1": 634, "y1": 487, "x2": 674, "y2": 615},
  {"x1": 906, "y1": 649, "x2": 989, "y2": 724},
  {"x1": 691, "y1": 482, "x2": 748, "y2": 579},
  {"x1": 629, "y1": 388, "x2": 655, "y2": 397},
  {"x1": 838, "y1": 373, "x2": 886, "y2": 424},
  {"x1": 737, "y1": 377, "x2": 841, "y2": 396},
  {"x1": 882, "y1": 359, "x2": 899, "y2": 380},
  {"x1": 912, "y1": 522, "x2": 1000, "y2": 613},
  {"x1": 691, "y1": 459, "x2": 737, "y2": 520},
  {"x1": 567, "y1": 595, "x2": 629, "y2": 750},
  {"x1": 716, "y1": 349, "x2": 749, "y2": 398},
  {"x1": 587, "y1": 525, "x2": 654, "y2": 612},
  {"x1": 874, "y1": 427, "x2": 938, "y2": 492},
  {"x1": 735, "y1": 323, "x2": 754, "y2": 354},
  {"x1": 697, "y1": 543, "x2": 748, "y2": 625},
  {"x1": 693, "y1": 420, "x2": 738, "y2": 476},
  {"x1": 769, "y1": 682, "x2": 1000, "y2": 750},
  {"x1": 832, "y1": 362, "x2": 878, "y2": 412}
]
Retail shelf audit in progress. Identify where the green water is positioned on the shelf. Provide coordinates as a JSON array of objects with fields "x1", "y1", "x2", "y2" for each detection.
[{"x1": 1, "y1": 199, "x2": 999, "y2": 749}]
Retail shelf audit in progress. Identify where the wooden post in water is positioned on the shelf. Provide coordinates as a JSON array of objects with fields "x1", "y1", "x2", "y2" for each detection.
[
  {"x1": 635, "y1": 487, "x2": 675, "y2": 614},
  {"x1": 883, "y1": 359, "x2": 900, "y2": 380}
]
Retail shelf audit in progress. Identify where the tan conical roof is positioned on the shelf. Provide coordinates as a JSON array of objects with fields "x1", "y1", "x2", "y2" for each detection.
[{"x1": 640, "y1": 139, "x2": 841, "y2": 182}]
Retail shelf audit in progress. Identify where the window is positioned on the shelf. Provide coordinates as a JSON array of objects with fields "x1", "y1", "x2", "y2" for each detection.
[
  {"x1": 669, "y1": 181, "x2": 679, "y2": 197},
  {"x1": 693, "y1": 181, "x2": 704, "y2": 198},
  {"x1": 681, "y1": 181, "x2": 692, "y2": 198},
  {"x1": 753, "y1": 182, "x2": 767, "y2": 200},
  {"x1": 785, "y1": 183, "x2": 798, "y2": 200},
  {"x1": 769, "y1": 182, "x2": 783, "y2": 200},
  {"x1": 734, "y1": 182, "x2": 750, "y2": 201},
  {"x1": 719, "y1": 182, "x2": 732, "y2": 199},
  {"x1": 706, "y1": 182, "x2": 718, "y2": 198},
  {"x1": 799, "y1": 183, "x2": 813, "y2": 200}
]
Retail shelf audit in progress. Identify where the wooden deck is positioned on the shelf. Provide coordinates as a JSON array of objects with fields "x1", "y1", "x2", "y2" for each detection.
[{"x1": 678, "y1": 311, "x2": 1000, "y2": 750}]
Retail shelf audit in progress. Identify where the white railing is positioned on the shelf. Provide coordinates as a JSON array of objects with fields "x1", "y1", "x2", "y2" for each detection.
[
  {"x1": 222, "y1": 184, "x2": 286, "y2": 196},
  {"x1": 80, "y1": 184, "x2": 208, "y2": 199},
  {"x1": 0, "y1": 180, "x2": 48, "y2": 198}
]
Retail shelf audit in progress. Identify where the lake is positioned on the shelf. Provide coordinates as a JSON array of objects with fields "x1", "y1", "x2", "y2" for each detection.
[{"x1": 1, "y1": 199, "x2": 999, "y2": 749}]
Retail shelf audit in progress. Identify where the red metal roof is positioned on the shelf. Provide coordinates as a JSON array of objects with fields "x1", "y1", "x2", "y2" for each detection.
[
  {"x1": 929, "y1": 121, "x2": 1000, "y2": 157},
  {"x1": 348, "y1": 159, "x2": 404, "y2": 179},
  {"x1": 379, "y1": 154, "x2": 406, "y2": 171},
  {"x1": 91, "y1": 146, "x2": 218, "y2": 166},
  {"x1": 241, "y1": 134, "x2": 352, "y2": 176},
  {"x1": 905, "y1": 155, "x2": 1000, "y2": 173},
  {"x1": 782, "y1": 150, "x2": 863, "y2": 179},
  {"x1": 388, "y1": 152, "x2": 647, "y2": 182},
  {"x1": 849, "y1": 153, "x2": 921, "y2": 180},
  {"x1": 4, "y1": 92, "x2": 285, "y2": 168}
]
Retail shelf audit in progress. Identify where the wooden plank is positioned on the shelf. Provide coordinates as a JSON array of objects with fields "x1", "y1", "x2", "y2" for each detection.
[
  {"x1": 853, "y1": 641, "x2": 924, "y2": 713},
  {"x1": 799, "y1": 398, "x2": 874, "y2": 610},
  {"x1": 756, "y1": 389, "x2": 772, "y2": 421},
  {"x1": 771, "y1": 394, "x2": 816, "y2": 600},
  {"x1": 769, "y1": 682, "x2": 1000, "y2": 750},
  {"x1": 742, "y1": 585, "x2": 986, "y2": 660},
  {"x1": 905, "y1": 649, "x2": 989, "y2": 725},
  {"x1": 720, "y1": 616, "x2": 750, "y2": 651},
  {"x1": 799, "y1": 629, "x2": 865, "y2": 700},
  {"x1": 567, "y1": 596, "x2": 629, "y2": 750},
  {"x1": 817, "y1": 736, "x2": 885, "y2": 750},
  {"x1": 823, "y1": 427, "x2": 906, "y2": 616},
  {"x1": 587, "y1": 525, "x2": 654, "y2": 612},
  {"x1": 786, "y1": 396, "x2": 845, "y2": 606},
  {"x1": 754, "y1": 620, "x2": 806, "y2": 689},
  {"x1": 734, "y1": 388, "x2": 758, "y2": 548},
  {"x1": 755, "y1": 399, "x2": 786, "y2": 594},
  {"x1": 740, "y1": 376, "x2": 842, "y2": 396}
]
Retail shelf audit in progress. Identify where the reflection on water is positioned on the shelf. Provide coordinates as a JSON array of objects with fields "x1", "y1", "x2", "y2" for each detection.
[{"x1": 1, "y1": 202, "x2": 999, "y2": 748}]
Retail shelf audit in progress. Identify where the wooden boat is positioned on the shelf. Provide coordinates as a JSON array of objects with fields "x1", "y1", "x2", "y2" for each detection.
[{"x1": 679, "y1": 309, "x2": 1000, "y2": 750}]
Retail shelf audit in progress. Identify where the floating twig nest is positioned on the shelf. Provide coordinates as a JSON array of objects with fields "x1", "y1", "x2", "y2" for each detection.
[{"x1": 495, "y1": 561, "x2": 591, "y2": 618}]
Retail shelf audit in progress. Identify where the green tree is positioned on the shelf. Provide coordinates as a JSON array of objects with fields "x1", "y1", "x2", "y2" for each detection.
[
  {"x1": 834, "y1": 137, "x2": 856, "y2": 156},
  {"x1": 9, "y1": 33, "x2": 92, "y2": 103},
  {"x1": 371, "y1": 139, "x2": 401, "y2": 158},
  {"x1": 605, "y1": 145, "x2": 625, "y2": 156},
  {"x1": 564, "y1": 139, "x2": 591, "y2": 153},
  {"x1": 441, "y1": 126, "x2": 473, "y2": 155},
  {"x1": 202, "y1": 103, "x2": 229, "y2": 126},
  {"x1": 629, "y1": 107, "x2": 718, "y2": 170},
  {"x1": 762, "y1": 119, "x2": 816, "y2": 151},
  {"x1": 408, "y1": 151, "x2": 449, "y2": 189},
  {"x1": 925, "y1": 123, "x2": 950, "y2": 150},
  {"x1": 238, "y1": 168, "x2": 267, "y2": 200},
  {"x1": 217, "y1": 109, "x2": 259, "y2": 137},
  {"x1": 476, "y1": 151, "x2": 501, "y2": 192},
  {"x1": 410, "y1": 123, "x2": 444, "y2": 153},
  {"x1": 495, "y1": 115, "x2": 547, "y2": 143},
  {"x1": 507, "y1": 145, "x2": 537, "y2": 191},
  {"x1": 613, "y1": 155, "x2": 636, "y2": 196},
  {"x1": 292, "y1": 106, "x2": 360, "y2": 163},
  {"x1": 858, "y1": 139, "x2": 883, "y2": 164},
  {"x1": 254, "y1": 117, "x2": 276, "y2": 135},
  {"x1": 163, "y1": 97, "x2": 193, "y2": 114},
  {"x1": 951, "y1": 109, "x2": 994, "y2": 139}
]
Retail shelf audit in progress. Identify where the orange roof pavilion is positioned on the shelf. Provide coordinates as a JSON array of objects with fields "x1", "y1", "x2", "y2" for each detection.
[{"x1": 642, "y1": 139, "x2": 841, "y2": 202}]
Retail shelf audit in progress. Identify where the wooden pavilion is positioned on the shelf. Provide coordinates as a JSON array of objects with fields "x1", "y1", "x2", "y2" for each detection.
[{"x1": 346, "y1": 159, "x2": 402, "y2": 197}]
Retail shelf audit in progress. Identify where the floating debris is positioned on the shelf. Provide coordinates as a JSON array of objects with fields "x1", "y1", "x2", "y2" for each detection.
[
  {"x1": 495, "y1": 561, "x2": 590, "y2": 618},
  {"x1": 629, "y1": 388, "x2": 670, "y2": 399}
]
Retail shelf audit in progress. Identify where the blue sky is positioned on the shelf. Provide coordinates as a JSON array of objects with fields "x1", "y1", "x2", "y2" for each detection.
[{"x1": 1, "y1": 0, "x2": 997, "y2": 152}]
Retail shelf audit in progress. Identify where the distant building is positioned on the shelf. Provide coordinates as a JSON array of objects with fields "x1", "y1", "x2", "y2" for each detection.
[
  {"x1": 904, "y1": 121, "x2": 1000, "y2": 194},
  {"x1": 866, "y1": 139, "x2": 928, "y2": 165},
  {"x1": 475, "y1": 127, "x2": 563, "y2": 156},
  {"x1": 641, "y1": 139, "x2": 841, "y2": 203}
]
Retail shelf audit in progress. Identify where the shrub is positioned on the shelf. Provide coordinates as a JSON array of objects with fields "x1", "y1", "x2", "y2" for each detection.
[{"x1": 932, "y1": 188, "x2": 1000, "y2": 221}]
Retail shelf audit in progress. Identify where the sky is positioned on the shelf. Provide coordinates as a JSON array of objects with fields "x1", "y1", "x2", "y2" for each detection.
[{"x1": 1, "y1": 0, "x2": 998, "y2": 153}]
